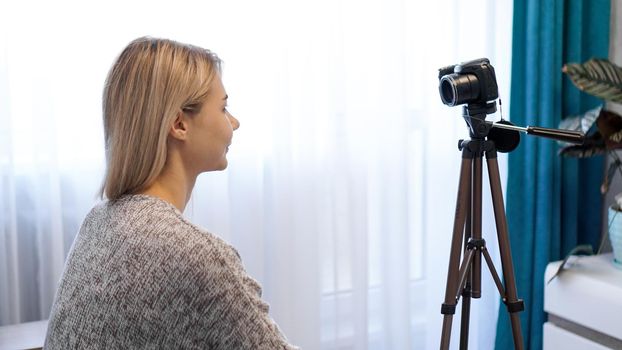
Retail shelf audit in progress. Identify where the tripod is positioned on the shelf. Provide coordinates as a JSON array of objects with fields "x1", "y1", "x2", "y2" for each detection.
[{"x1": 439, "y1": 105, "x2": 524, "y2": 350}]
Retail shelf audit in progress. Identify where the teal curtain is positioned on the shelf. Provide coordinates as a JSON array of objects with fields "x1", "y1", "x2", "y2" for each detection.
[{"x1": 495, "y1": 1, "x2": 611, "y2": 349}]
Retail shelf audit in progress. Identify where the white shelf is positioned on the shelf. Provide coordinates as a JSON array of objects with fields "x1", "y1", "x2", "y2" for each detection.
[
  {"x1": 544, "y1": 253, "x2": 622, "y2": 349},
  {"x1": 543, "y1": 322, "x2": 611, "y2": 350}
]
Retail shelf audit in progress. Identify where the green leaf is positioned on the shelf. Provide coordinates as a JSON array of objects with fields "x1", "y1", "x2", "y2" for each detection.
[
  {"x1": 558, "y1": 138, "x2": 606, "y2": 157},
  {"x1": 547, "y1": 244, "x2": 594, "y2": 284},
  {"x1": 563, "y1": 58, "x2": 622, "y2": 103},
  {"x1": 558, "y1": 105, "x2": 601, "y2": 135},
  {"x1": 559, "y1": 145, "x2": 606, "y2": 157},
  {"x1": 595, "y1": 109, "x2": 622, "y2": 148},
  {"x1": 558, "y1": 105, "x2": 602, "y2": 148}
]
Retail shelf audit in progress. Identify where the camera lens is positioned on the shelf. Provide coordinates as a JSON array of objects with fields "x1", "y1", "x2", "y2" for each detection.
[
  {"x1": 439, "y1": 78, "x2": 457, "y2": 106},
  {"x1": 439, "y1": 73, "x2": 480, "y2": 106}
]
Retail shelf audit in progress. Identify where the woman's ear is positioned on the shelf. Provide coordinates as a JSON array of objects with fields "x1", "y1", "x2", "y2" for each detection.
[{"x1": 170, "y1": 110, "x2": 189, "y2": 141}]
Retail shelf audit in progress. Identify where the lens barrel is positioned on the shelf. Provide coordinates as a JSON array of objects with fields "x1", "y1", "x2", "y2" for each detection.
[{"x1": 439, "y1": 73, "x2": 480, "y2": 106}]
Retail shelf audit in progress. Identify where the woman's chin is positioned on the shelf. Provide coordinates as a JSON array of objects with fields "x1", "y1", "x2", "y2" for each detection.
[
  {"x1": 205, "y1": 159, "x2": 228, "y2": 172},
  {"x1": 219, "y1": 157, "x2": 229, "y2": 170}
]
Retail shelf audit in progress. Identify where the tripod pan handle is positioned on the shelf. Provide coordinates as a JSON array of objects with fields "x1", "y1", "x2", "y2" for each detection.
[{"x1": 526, "y1": 126, "x2": 585, "y2": 144}]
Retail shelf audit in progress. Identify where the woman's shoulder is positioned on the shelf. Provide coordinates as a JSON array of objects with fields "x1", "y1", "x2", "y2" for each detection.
[
  {"x1": 100, "y1": 194, "x2": 239, "y2": 261},
  {"x1": 71, "y1": 194, "x2": 243, "y2": 285}
]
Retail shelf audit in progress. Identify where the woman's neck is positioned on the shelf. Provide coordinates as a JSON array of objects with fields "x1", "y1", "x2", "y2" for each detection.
[{"x1": 138, "y1": 162, "x2": 196, "y2": 213}]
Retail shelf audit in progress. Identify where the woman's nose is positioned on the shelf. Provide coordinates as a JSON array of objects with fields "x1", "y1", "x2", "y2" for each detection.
[{"x1": 228, "y1": 114, "x2": 240, "y2": 130}]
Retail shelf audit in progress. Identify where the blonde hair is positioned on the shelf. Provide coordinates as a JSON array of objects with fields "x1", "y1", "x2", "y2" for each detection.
[{"x1": 100, "y1": 37, "x2": 222, "y2": 200}]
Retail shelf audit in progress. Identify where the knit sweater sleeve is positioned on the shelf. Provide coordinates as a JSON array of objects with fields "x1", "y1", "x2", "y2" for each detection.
[{"x1": 187, "y1": 241, "x2": 297, "y2": 349}]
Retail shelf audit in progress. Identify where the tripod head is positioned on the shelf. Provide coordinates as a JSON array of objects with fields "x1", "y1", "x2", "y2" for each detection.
[
  {"x1": 460, "y1": 100, "x2": 586, "y2": 153},
  {"x1": 461, "y1": 102, "x2": 497, "y2": 139},
  {"x1": 458, "y1": 102, "x2": 521, "y2": 155}
]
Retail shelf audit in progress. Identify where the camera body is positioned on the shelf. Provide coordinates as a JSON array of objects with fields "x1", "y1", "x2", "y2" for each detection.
[{"x1": 438, "y1": 58, "x2": 498, "y2": 107}]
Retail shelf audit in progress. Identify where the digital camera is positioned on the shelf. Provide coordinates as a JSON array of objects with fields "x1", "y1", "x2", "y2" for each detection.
[{"x1": 438, "y1": 58, "x2": 499, "y2": 107}]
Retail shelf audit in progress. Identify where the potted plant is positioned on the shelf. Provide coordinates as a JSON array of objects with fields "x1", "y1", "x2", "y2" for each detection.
[{"x1": 558, "y1": 58, "x2": 622, "y2": 267}]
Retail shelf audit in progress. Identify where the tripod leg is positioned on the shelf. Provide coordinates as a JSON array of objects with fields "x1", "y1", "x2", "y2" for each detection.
[
  {"x1": 481, "y1": 247, "x2": 505, "y2": 298},
  {"x1": 449, "y1": 247, "x2": 477, "y2": 350},
  {"x1": 440, "y1": 157, "x2": 472, "y2": 350},
  {"x1": 459, "y1": 288, "x2": 471, "y2": 350},
  {"x1": 471, "y1": 157, "x2": 483, "y2": 299},
  {"x1": 486, "y1": 154, "x2": 525, "y2": 350},
  {"x1": 460, "y1": 207, "x2": 473, "y2": 350},
  {"x1": 460, "y1": 153, "x2": 483, "y2": 350}
]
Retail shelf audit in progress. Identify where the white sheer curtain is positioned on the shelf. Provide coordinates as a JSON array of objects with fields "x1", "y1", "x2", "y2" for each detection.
[{"x1": 0, "y1": 0, "x2": 512, "y2": 348}]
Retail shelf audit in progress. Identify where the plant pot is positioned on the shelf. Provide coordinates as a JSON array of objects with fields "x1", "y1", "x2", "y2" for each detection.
[{"x1": 607, "y1": 205, "x2": 622, "y2": 268}]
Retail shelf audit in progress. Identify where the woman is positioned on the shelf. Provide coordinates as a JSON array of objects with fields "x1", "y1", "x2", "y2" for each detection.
[{"x1": 44, "y1": 37, "x2": 297, "y2": 349}]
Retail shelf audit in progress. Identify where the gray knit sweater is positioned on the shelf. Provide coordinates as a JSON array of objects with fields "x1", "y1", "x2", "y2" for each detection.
[{"x1": 44, "y1": 194, "x2": 297, "y2": 349}]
